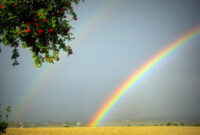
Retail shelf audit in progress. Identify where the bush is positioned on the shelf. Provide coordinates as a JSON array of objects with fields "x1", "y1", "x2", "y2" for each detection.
[
  {"x1": 0, "y1": 105, "x2": 11, "y2": 133},
  {"x1": 193, "y1": 123, "x2": 200, "y2": 126},
  {"x1": 0, "y1": 0, "x2": 82, "y2": 68},
  {"x1": 166, "y1": 122, "x2": 171, "y2": 126},
  {"x1": 0, "y1": 121, "x2": 8, "y2": 133},
  {"x1": 180, "y1": 122, "x2": 184, "y2": 126}
]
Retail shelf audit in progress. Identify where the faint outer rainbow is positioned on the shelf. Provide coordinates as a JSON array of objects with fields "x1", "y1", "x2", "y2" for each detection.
[
  {"x1": 10, "y1": 64, "x2": 56, "y2": 121},
  {"x1": 88, "y1": 24, "x2": 200, "y2": 127},
  {"x1": 12, "y1": 0, "x2": 120, "y2": 121}
]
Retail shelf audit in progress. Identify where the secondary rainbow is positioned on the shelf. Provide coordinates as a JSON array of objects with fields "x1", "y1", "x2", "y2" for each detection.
[
  {"x1": 88, "y1": 24, "x2": 200, "y2": 127},
  {"x1": 12, "y1": 0, "x2": 121, "y2": 121}
]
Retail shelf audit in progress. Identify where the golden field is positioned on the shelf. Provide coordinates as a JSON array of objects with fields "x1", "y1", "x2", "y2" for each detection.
[{"x1": 4, "y1": 126, "x2": 200, "y2": 135}]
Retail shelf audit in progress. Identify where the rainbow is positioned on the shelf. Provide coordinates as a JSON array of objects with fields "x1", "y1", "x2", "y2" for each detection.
[
  {"x1": 12, "y1": 0, "x2": 121, "y2": 121},
  {"x1": 88, "y1": 24, "x2": 200, "y2": 127},
  {"x1": 10, "y1": 64, "x2": 56, "y2": 121}
]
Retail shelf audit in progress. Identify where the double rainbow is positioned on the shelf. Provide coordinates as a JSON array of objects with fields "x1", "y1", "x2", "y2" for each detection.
[{"x1": 88, "y1": 24, "x2": 200, "y2": 127}]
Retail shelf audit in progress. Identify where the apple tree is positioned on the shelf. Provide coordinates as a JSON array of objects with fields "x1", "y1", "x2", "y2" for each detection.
[{"x1": 0, "y1": 0, "x2": 82, "y2": 68}]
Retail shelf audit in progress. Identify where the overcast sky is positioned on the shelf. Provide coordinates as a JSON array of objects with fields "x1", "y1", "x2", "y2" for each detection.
[{"x1": 1, "y1": 0, "x2": 200, "y2": 122}]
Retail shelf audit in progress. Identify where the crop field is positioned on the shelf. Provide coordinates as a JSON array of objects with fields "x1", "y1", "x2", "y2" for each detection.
[{"x1": 4, "y1": 126, "x2": 200, "y2": 135}]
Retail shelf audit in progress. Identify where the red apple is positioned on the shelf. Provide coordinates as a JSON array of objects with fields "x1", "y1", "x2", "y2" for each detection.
[
  {"x1": 66, "y1": 28, "x2": 70, "y2": 32},
  {"x1": 38, "y1": 29, "x2": 43, "y2": 33},
  {"x1": 0, "y1": 4, "x2": 4, "y2": 9},
  {"x1": 26, "y1": 22, "x2": 31, "y2": 25},
  {"x1": 49, "y1": 28, "x2": 54, "y2": 33},
  {"x1": 43, "y1": 19, "x2": 47, "y2": 23},
  {"x1": 25, "y1": 28, "x2": 31, "y2": 33},
  {"x1": 60, "y1": 8, "x2": 65, "y2": 12}
]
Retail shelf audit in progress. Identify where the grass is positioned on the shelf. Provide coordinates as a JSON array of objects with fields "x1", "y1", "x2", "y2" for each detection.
[{"x1": 4, "y1": 126, "x2": 200, "y2": 135}]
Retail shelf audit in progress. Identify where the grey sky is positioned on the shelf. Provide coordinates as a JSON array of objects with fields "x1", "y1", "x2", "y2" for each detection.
[{"x1": 1, "y1": 0, "x2": 200, "y2": 122}]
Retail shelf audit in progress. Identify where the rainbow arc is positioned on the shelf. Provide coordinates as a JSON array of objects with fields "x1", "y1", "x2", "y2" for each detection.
[{"x1": 88, "y1": 24, "x2": 200, "y2": 127}]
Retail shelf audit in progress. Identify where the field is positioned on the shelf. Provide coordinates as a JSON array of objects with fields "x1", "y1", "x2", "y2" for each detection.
[{"x1": 5, "y1": 126, "x2": 200, "y2": 135}]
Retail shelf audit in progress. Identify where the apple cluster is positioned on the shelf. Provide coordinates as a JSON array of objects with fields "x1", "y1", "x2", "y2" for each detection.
[{"x1": 0, "y1": 0, "x2": 81, "y2": 68}]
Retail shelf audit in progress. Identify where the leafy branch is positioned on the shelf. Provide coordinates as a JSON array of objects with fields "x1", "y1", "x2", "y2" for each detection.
[{"x1": 0, "y1": 0, "x2": 82, "y2": 68}]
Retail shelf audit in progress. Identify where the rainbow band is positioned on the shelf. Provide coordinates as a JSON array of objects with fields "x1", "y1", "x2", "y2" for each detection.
[{"x1": 88, "y1": 24, "x2": 200, "y2": 127}]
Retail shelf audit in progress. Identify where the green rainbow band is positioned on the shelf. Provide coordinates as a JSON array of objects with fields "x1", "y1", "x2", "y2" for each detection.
[{"x1": 88, "y1": 24, "x2": 200, "y2": 127}]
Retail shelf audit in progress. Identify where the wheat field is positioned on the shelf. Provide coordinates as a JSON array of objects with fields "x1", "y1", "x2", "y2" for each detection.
[{"x1": 4, "y1": 126, "x2": 200, "y2": 135}]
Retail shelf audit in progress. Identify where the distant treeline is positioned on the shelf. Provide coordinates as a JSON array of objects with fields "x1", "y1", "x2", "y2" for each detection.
[
  {"x1": 9, "y1": 121, "x2": 84, "y2": 128},
  {"x1": 8, "y1": 121, "x2": 200, "y2": 128}
]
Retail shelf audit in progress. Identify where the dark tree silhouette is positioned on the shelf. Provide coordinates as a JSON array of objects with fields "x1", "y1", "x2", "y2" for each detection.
[{"x1": 0, "y1": 104, "x2": 11, "y2": 133}]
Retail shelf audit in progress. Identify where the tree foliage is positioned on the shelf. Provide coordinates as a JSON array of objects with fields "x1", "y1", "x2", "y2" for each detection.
[
  {"x1": 0, "y1": 0, "x2": 82, "y2": 68},
  {"x1": 0, "y1": 104, "x2": 11, "y2": 134}
]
